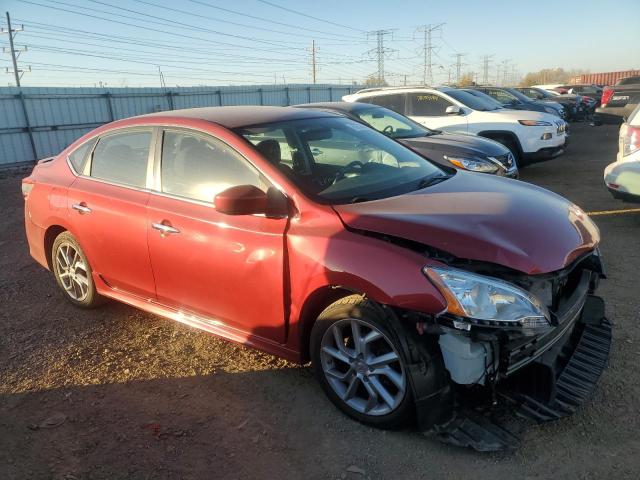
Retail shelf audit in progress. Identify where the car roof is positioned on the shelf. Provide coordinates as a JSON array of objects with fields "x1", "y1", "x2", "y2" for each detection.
[
  {"x1": 136, "y1": 105, "x2": 336, "y2": 129},
  {"x1": 351, "y1": 85, "x2": 454, "y2": 95},
  {"x1": 294, "y1": 101, "x2": 373, "y2": 113}
]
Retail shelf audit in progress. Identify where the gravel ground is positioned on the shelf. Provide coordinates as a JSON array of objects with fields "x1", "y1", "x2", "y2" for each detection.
[{"x1": 1, "y1": 123, "x2": 639, "y2": 480}]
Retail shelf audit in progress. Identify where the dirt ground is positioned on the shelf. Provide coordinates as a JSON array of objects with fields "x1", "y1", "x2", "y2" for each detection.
[{"x1": 1, "y1": 123, "x2": 639, "y2": 480}]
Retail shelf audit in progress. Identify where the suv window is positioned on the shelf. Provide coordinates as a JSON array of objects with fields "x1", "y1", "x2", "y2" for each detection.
[
  {"x1": 359, "y1": 94, "x2": 406, "y2": 114},
  {"x1": 90, "y1": 130, "x2": 151, "y2": 187},
  {"x1": 161, "y1": 130, "x2": 266, "y2": 203},
  {"x1": 408, "y1": 93, "x2": 453, "y2": 116},
  {"x1": 487, "y1": 89, "x2": 518, "y2": 105},
  {"x1": 68, "y1": 138, "x2": 96, "y2": 173}
]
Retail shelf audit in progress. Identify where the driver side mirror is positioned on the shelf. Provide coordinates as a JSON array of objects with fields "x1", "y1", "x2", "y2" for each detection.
[
  {"x1": 445, "y1": 105, "x2": 462, "y2": 115},
  {"x1": 215, "y1": 185, "x2": 289, "y2": 218}
]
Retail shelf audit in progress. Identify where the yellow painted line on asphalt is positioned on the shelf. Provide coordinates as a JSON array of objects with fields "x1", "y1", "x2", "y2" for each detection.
[{"x1": 587, "y1": 208, "x2": 640, "y2": 217}]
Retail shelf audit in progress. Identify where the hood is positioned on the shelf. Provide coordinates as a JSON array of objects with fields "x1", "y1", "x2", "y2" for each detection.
[
  {"x1": 487, "y1": 108, "x2": 558, "y2": 123},
  {"x1": 399, "y1": 132, "x2": 509, "y2": 158},
  {"x1": 334, "y1": 172, "x2": 599, "y2": 275}
]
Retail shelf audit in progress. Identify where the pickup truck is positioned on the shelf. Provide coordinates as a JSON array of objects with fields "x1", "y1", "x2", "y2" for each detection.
[{"x1": 594, "y1": 76, "x2": 640, "y2": 125}]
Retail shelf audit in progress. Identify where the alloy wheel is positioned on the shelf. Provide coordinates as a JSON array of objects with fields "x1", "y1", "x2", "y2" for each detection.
[
  {"x1": 320, "y1": 318, "x2": 406, "y2": 416},
  {"x1": 55, "y1": 242, "x2": 90, "y2": 301}
]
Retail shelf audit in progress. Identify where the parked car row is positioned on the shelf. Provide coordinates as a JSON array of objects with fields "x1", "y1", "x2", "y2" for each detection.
[
  {"x1": 604, "y1": 102, "x2": 640, "y2": 202},
  {"x1": 21, "y1": 102, "x2": 610, "y2": 451},
  {"x1": 342, "y1": 86, "x2": 568, "y2": 167},
  {"x1": 595, "y1": 75, "x2": 640, "y2": 125}
]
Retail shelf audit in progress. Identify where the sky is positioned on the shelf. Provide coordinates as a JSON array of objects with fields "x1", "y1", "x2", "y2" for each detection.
[{"x1": 0, "y1": 0, "x2": 638, "y2": 88}]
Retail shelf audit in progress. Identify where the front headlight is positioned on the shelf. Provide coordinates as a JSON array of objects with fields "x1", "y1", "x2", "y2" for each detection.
[
  {"x1": 424, "y1": 266, "x2": 551, "y2": 334},
  {"x1": 443, "y1": 155, "x2": 499, "y2": 174},
  {"x1": 518, "y1": 120, "x2": 553, "y2": 126}
]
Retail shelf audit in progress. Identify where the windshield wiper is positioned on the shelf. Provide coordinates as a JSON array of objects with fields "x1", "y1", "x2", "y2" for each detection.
[{"x1": 415, "y1": 174, "x2": 451, "y2": 190}]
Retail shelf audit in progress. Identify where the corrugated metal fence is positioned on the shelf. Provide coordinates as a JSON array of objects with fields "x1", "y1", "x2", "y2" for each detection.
[{"x1": 0, "y1": 83, "x2": 362, "y2": 166}]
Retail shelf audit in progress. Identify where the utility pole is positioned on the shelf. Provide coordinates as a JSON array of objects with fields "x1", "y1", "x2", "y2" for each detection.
[
  {"x1": 451, "y1": 53, "x2": 467, "y2": 84},
  {"x1": 417, "y1": 23, "x2": 444, "y2": 86},
  {"x1": 480, "y1": 54, "x2": 493, "y2": 85},
  {"x1": 366, "y1": 29, "x2": 396, "y2": 86},
  {"x1": 310, "y1": 40, "x2": 317, "y2": 84},
  {"x1": 2, "y1": 12, "x2": 29, "y2": 86}
]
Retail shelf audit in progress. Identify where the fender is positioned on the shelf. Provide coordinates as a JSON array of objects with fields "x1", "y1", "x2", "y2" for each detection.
[{"x1": 477, "y1": 130, "x2": 523, "y2": 157}]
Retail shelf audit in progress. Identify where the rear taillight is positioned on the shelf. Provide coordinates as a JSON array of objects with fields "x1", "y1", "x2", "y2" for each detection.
[
  {"x1": 601, "y1": 87, "x2": 614, "y2": 107},
  {"x1": 22, "y1": 177, "x2": 34, "y2": 199},
  {"x1": 623, "y1": 126, "x2": 640, "y2": 156}
]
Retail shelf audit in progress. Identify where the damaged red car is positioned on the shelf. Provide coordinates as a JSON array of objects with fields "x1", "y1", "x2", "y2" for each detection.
[{"x1": 22, "y1": 106, "x2": 611, "y2": 451}]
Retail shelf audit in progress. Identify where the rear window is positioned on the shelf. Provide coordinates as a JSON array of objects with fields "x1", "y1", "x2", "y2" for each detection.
[
  {"x1": 408, "y1": 93, "x2": 452, "y2": 116},
  {"x1": 90, "y1": 130, "x2": 152, "y2": 188},
  {"x1": 359, "y1": 94, "x2": 406, "y2": 114},
  {"x1": 68, "y1": 139, "x2": 96, "y2": 173},
  {"x1": 617, "y1": 76, "x2": 640, "y2": 85}
]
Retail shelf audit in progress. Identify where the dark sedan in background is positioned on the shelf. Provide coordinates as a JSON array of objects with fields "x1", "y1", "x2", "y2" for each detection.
[
  {"x1": 296, "y1": 102, "x2": 518, "y2": 178},
  {"x1": 516, "y1": 86, "x2": 583, "y2": 120},
  {"x1": 470, "y1": 86, "x2": 567, "y2": 120}
]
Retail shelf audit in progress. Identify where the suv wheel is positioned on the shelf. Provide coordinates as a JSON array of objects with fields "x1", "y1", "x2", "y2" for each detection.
[
  {"x1": 310, "y1": 295, "x2": 413, "y2": 429},
  {"x1": 52, "y1": 231, "x2": 102, "y2": 308}
]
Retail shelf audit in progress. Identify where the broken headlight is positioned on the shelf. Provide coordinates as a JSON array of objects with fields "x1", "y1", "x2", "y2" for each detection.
[{"x1": 424, "y1": 266, "x2": 551, "y2": 334}]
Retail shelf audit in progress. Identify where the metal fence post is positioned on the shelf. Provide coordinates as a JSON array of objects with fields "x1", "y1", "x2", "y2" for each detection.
[
  {"x1": 329, "y1": 87, "x2": 333, "y2": 101},
  {"x1": 18, "y1": 91, "x2": 37, "y2": 161},
  {"x1": 217, "y1": 90, "x2": 223, "y2": 106},
  {"x1": 307, "y1": 86, "x2": 311, "y2": 103},
  {"x1": 258, "y1": 88, "x2": 264, "y2": 106},
  {"x1": 166, "y1": 91, "x2": 175, "y2": 110},
  {"x1": 284, "y1": 86, "x2": 290, "y2": 106},
  {"x1": 104, "y1": 92, "x2": 115, "y2": 121}
]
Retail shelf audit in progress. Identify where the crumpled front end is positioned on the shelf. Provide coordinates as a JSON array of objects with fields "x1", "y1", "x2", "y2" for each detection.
[{"x1": 409, "y1": 250, "x2": 612, "y2": 451}]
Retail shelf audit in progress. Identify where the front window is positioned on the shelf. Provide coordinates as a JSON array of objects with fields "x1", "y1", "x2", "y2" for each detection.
[
  {"x1": 160, "y1": 130, "x2": 267, "y2": 203},
  {"x1": 353, "y1": 106, "x2": 432, "y2": 139},
  {"x1": 237, "y1": 116, "x2": 446, "y2": 204},
  {"x1": 447, "y1": 90, "x2": 500, "y2": 111}
]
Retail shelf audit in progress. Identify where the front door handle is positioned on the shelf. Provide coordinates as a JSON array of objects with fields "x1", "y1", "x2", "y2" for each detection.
[
  {"x1": 71, "y1": 203, "x2": 92, "y2": 214},
  {"x1": 152, "y1": 222, "x2": 180, "y2": 235}
]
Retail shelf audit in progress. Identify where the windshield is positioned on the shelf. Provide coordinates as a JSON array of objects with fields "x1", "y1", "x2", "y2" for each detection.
[
  {"x1": 353, "y1": 106, "x2": 432, "y2": 139},
  {"x1": 447, "y1": 89, "x2": 500, "y2": 111},
  {"x1": 236, "y1": 116, "x2": 446, "y2": 204}
]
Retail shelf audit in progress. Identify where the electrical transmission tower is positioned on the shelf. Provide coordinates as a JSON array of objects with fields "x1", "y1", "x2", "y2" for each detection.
[
  {"x1": 500, "y1": 59, "x2": 511, "y2": 86},
  {"x1": 366, "y1": 29, "x2": 396, "y2": 86},
  {"x1": 1, "y1": 12, "x2": 30, "y2": 86},
  {"x1": 480, "y1": 55, "x2": 493, "y2": 85},
  {"x1": 417, "y1": 23, "x2": 444, "y2": 86},
  {"x1": 451, "y1": 53, "x2": 467, "y2": 84}
]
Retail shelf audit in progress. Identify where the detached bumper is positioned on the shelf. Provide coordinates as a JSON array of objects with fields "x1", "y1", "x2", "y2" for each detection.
[{"x1": 432, "y1": 294, "x2": 612, "y2": 451}]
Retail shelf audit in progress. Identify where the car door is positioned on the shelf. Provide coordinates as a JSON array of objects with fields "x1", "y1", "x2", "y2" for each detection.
[
  {"x1": 406, "y1": 92, "x2": 468, "y2": 132},
  {"x1": 146, "y1": 128, "x2": 288, "y2": 342},
  {"x1": 66, "y1": 128, "x2": 157, "y2": 299}
]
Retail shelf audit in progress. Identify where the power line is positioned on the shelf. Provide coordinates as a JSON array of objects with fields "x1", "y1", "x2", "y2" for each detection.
[
  {"x1": 256, "y1": 0, "x2": 366, "y2": 32},
  {"x1": 187, "y1": 0, "x2": 361, "y2": 40}
]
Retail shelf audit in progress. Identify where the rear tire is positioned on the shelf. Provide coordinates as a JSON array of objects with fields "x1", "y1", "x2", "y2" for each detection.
[
  {"x1": 310, "y1": 295, "x2": 414, "y2": 429},
  {"x1": 51, "y1": 231, "x2": 102, "y2": 309}
]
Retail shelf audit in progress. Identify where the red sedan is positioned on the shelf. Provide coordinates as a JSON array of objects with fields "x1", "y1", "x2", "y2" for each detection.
[{"x1": 22, "y1": 106, "x2": 611, "y2": 450}]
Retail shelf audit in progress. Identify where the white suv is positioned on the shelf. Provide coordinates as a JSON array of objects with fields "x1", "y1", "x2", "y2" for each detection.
[
  {"x1": 343, "y1": 86, "x2": 568, "y2": 166},
  {"x1": 604, "y1": 103, "x2": 640, "y2": 201}
]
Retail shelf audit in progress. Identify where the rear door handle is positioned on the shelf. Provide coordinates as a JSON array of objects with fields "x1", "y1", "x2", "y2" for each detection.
[
  {"x1": 152, "y1": 222, "x2": 180, "y2": 235},
  {"x1": 71, "y1": 203, "x2": 92, "y2": 214}
]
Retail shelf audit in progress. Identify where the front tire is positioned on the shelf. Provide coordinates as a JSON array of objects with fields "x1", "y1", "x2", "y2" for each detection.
[
  {"x1": 310, "y1": 295, "x2": 413, "y2": 429},
  {"x1": 51, "y1": 231, "x2": 102, "y2": 308}
]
